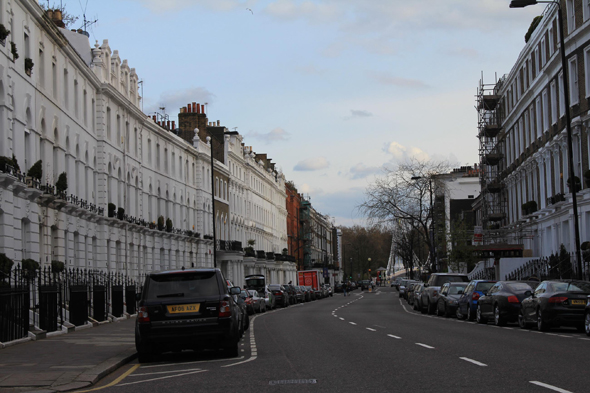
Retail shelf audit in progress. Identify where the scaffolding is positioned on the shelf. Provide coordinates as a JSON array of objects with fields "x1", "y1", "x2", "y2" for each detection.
[{"x1": 476, "y1": 72, "x2": 508, "y2": 244}]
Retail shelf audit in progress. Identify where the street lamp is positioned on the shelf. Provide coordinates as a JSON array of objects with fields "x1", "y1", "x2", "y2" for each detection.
[
  {"x1": 411, "y1": 176, "x2": 436, "y2": 273},
  {"x1": 510, "y1": 0, "x2": 583, "y2": 280}
]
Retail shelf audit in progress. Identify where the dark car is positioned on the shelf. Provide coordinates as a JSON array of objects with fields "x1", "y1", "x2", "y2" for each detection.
[
  {"x1": 436, "y1": 282, "x2": 468, "y2": 317},
  {"x1": 360, "y1": 280, "x2": 371, "y2": 290},
  {"x1": 584, "y1": 295, "x2": 590, "y2": 336},
  {"x1": 268, "y1": 284, "x2": 290, "y2": 307},
  {"x1": 476, "y1": 281, "x2": 536, "y2": 326},
  {"x1": 406, "y1": 282, "x2": 420, "y2": 305},
  {"x1": 519, "y1": 280, "x2": 590, "y2": 331},
  {"x1": 413, "y1": 283, "x2": 425, "y2": 311},
  {"x1": 284, "y1": 284, "x2": 298, "y2": 304},
  {"x1": 456, "y1": 280, "x2": 497, "y2": 321},
  {"x1": 135, "y1": 268, "x2": 242, "y2": 362},
  {"x1": 421, "y1": 273, "x2": 470, "y2": 314}
]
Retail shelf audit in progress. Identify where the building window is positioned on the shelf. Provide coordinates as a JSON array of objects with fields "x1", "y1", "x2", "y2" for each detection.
[
  {"x1": 569, "y1": 56, "x2": 579, "y2": 106},
  {"x1": 549, "y1": 26, "x2": 554, "y2": 56},
  {"x1": 585, "y1": 46, "x2": 590, "y2": 98},
  {"x1": 550, "y1": 81, "x2": 557, "y2": 125},
  {"x1": 534, "y1": 48, "x2": 540, "y2": 77},
  {"x1": 566, "y1": 0, "x2": 575, "y2": 34},
  {"x1": 63, "y1": 69, "x2": 68, "y2": 109},
  {"x1": 585, "y1": 0, "x2": 590, "y2": 22},
  {"x1": 542, "y1": 89, "x2": 549, "y2": 132},
  {"x1": 541, "y1": 37, "x2": 546, "y2": 67}
]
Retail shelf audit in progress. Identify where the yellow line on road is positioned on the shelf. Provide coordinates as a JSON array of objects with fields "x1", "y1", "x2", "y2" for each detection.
[{"x1": 73, "y1": 364, "x2": 140, "y2": 392}]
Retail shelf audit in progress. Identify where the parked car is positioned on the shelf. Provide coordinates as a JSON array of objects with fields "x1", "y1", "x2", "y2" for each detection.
[
  {"x1": 135, "y1": 268, "x2": 242, "y2": 362},
  {"x1": 398, "y1": 279, "x2": 411, "y2": 299},
  {"x1": 323, "y1": 284, "x2": 333, "y2": 297},
  {"x1": 413, "y1": 283, "x2": 425, "y2": 311},
  {"x1": 360, "y1": 280, "x2": 371, "y2": 290},
  {"x1": 421, "y1": 273, "x2": 470, "y2": 315},
  {"x1": 436, "y1": 282, "x2": 468, "y2": 318},
  {"x1": 406, "y1": 282, "x2": 420, "y2": 305},
  {"x1": 234, "y1": 293, "x2": 250, "y2": 336},
  {"x1": 248, "y1": 289, "x2": 266, "y2": 313},
  {"x1": 585, "y1": 295, "x2": 590, "y2": 336},
  {"x1": 476, "y1": 281, "x2": 536, "y2": 326},
  {"x1": 263, "y1": 285, "x2": 276, "y2": 310},
  {"x1": 519, "y1": 280, "x2": 590, "y2": 331},
  {"x1": 283, "y1": 284, "x2": 298, "y2": 304},
  {"x1": 240, "y1": 290, "x2": 256, "y2": 314},
  {"x1": 268, "y1": 284, "x2": 290, "y2": 307},
  {"x1": 456, "y1": 280, "x2": 497, "y2": 320}
]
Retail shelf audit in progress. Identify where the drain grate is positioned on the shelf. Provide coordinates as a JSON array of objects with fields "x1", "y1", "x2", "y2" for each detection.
[{"x1": 269, "y1": 379, "x2": 317, "y2": 385}]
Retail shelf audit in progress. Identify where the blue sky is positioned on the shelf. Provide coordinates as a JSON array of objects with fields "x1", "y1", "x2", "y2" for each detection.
[{"x1": 67, "y1": 0, "x2": 539, "y2": 226}]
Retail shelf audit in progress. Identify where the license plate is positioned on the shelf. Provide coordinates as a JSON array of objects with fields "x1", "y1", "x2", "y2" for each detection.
[
  {"x1": 570, "y1": 300, "x2": 586, "y2": 305},
  {"x1": 167, "y1": 304, "x2": 200, "y2": 314}
]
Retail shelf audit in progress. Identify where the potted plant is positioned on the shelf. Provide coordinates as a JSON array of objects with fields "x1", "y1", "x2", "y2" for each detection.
[
  {"x1": 27, "y1": 159, "x2": 42, "y2": 180},
  {"x1": 108, "y1": 203, "x2": 116, "y2": 217},
  {"x1": 0, "y1": 23, "x2": 10, "y2": 45},
  {"x1": 166, "y1": 218, "x2": 173, "y2": 232},
  {"x1": 157, "y1": 215, "x2": 165, "y2": 231},
  {"x1": 0, "y1": 253, "x2": 14, "y2": 278},
  {"x1": 24, "y1": 57, "x2": 34, "y2": 76},
  {"x1": 567, "y1": 176, "x2": 581, "y2": 193},
  {"x1": 51, "y1": 260, "x2": 65, "y2": 273},
  {"x1": 117, "y1": 207, "x2": 125, "y2": 220},
  {"x1": 10, "y1": 41, "x2": 18, "y2": 61},
  {"x1": 56, "y1": 172, "x2": 68, "y2": 193},
  {"x1": 21, "y1": 258, "x2": 39, "y2": 279}
]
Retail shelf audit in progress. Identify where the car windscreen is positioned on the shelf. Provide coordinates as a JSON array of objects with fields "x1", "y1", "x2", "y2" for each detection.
[
  {"x1": 475, "y1": 282, "x2": 496, "y2": 293},
  {"x1": 448, "y1": 284, "x2": 467, "y2": 294},
  {"x1": 551, "y1": 281, "x2": 590, "y2": 292},
  {"x1": 145, "y1": 271, "x2": 219, "y2": 299},
  {"x1": 268, "y1": 284, "x2": 281, "y2": 290},
  {"x1": 506, "y1": 282, "x2": 533, "y2": 292},
  {"x1": 246, "y1": 278, "x2": 265, "y2": 287}
]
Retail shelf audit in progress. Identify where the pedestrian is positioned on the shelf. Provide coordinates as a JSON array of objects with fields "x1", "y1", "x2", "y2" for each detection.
[{"x1": 342, "y1": 282, "x2": 347, "y2": 296}]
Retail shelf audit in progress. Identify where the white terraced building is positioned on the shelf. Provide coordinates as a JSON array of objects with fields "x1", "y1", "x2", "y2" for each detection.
[{"x1": 0, "y1": 0, "x2": 297, "y2": 286}]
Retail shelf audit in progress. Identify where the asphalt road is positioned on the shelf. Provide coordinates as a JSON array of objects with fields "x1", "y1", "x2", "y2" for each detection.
[{"x1": 87, "y1": 287, "x2": 590, "y2": 393}]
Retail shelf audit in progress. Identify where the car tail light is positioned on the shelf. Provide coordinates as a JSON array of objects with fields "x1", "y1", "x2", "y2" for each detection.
[
  {"x1": 548, "y1": 296, "x2": 568, "y2": 304},
  {"x1": 138, "y1": 306, "x2": 150, "y2": 323},
  {"x1": 219, "y1": 300, "x2": 231, "y2": 317},
  {"x1": 472, "y1": 293, "x2": 480, "y2": 301},
  {"x1": 432, "y1": 290, "x2": 438, "y2": 297},
  {"x1": 507, "y1": 296, "x2": 519, "y2": 303}
]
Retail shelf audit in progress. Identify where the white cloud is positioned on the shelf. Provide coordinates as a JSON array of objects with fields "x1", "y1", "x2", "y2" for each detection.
[
  {"x1": 294, "y1": 157, "x2": 330, "y2": 171},
  {"x1": 144, "y1": 87, "x2": 215, "y2": 118},
  {"x1": 348, "y1": 163, "x2": 382, "y2": 180},
  {"x1": 265, "y1": 0, "x2": 342, "y2": 23},
  {"x1": 132, "y1": 0, "x2": 253, "y2": 12},
  {"x1": 351, "y1": 109, "x2": 372, "y2": 118},
  {"x1": 384, "y1": 142, "x2": 430, "y2": 163},
  {"x1": 246, "y1": 128, "x2": 290, "y2": 143}
]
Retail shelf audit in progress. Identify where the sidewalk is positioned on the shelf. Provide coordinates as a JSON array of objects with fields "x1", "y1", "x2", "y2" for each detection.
[{"x1": 0, "y1": 317, "x2": 137, "y2": 393}]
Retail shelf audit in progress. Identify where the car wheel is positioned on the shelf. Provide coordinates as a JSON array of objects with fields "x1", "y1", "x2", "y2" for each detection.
[
  {"x1": 476, "y1": 305, "x2": 486, "y2": 324},
  {"x1": 427, "y1": 300, "x2": 435, "y2": 315},
  {"x1": 518, "y1": 310, "x2": 530, "y2": 329},
  {"x1": 444, "y1": 305, "x2": 450, "y2": 318},
  {"x1": 494, "y1": 305, "x2": 506, "y2": 326},
  {"x1": 585, "y1": 312, "x2": 590, "y2": 336},
  {"x1": 537, "y1": 309, "x2": 549, "y2": 332},
  {"x1": 456, "y1": 307, "x2": 464, "y2": 320}
]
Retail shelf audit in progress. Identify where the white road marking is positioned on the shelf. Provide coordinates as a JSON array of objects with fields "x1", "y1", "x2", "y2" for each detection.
[
  {"x1": 131, "y1": 368, "x2": 203, "y2": 376},
  {"x1": 579, "y1": 338, "x2": 590, "y2": 341},
  {"x1": 557, "y1": 335, "x2": 572, "y2": 338},
  {"x1": 339, "y1": 317, "x2": 345, "y2": 320},
  {"x1": 415, "y1": 343, "x2": 434, "y2": 349},
  {"x1": 366, "y1": 328, "x2": 376, "y2": 332},
  {"x1": 118, "y1": 370, "x2": 208, "y2": 386},
  {"x1": 529, "y1": 381, "x2": 574, "y2": 393},
  {"x1": 349, "y1": 322, "x2": 357, "y2": 325},
  {"x1": 459, "y1": 357, "x2": 487, "y2": 367},
  {"x1": 140, "y1": 357, "x2": 235, "y2": 368},
  {"x1": 387, "y1": 334, "x2": 401, "y2": 339}
]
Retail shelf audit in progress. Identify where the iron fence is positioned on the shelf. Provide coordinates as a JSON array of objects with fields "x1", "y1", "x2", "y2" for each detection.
[
  {"x1": 505, "y1": 251, "x2": 589, "y2": 281},
  {"x1": 0, "y1": 265, "x2": 140, "y2": 343}
]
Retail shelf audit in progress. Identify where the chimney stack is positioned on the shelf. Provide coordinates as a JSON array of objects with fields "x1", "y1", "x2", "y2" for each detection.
[
  {"x1": 172, "y1": 121, "x2": 175, "y2": 130},
  {"x1": 192, "y1": 102, "x2": 196, "y2": 113}
]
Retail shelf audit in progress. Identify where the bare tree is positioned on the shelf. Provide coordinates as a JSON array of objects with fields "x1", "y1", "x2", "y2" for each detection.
[{"x1": 359, "y1": 157, "x2": 451, "y2": 273}]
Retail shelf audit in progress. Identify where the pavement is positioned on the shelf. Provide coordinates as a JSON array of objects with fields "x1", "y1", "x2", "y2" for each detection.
[{"x1": 0, "y1": 317, "x2": 137, "y2": 393}]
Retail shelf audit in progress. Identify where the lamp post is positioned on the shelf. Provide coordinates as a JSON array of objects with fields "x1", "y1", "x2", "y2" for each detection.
[
  {"x1": 411, "y1": 176, "x2": 436, "y2": 273},
  {"x1": 510, "y1": 0, "x2": 583, "y2": 280}
]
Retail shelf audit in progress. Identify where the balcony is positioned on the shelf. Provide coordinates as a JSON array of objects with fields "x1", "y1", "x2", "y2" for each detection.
[
  {"x1": 483, "y1": 153, "x2": 503, "y2": 166},
  {"x1": 480, "y1": 123, "x2": 502, "y2": 138},
  {"x1": 478, "y1": 94, "x2": 500, "y2": 110},
  {"x1": 486, "y1": 181, "x2": 504, "y2": 193}
]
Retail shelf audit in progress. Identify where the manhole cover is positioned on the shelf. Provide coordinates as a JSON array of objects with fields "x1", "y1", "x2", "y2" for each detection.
[{"x1": 269, "y1": 379, "x2": 317, "y2": 385}]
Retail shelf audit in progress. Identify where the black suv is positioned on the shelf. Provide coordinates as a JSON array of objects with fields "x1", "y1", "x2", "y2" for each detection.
[
  {"x1": 421, "y1": 273, "x2": 470, "y2": 314},
  {"x1": 135, "y1": 268, "x2": 242, "y2": 362}
]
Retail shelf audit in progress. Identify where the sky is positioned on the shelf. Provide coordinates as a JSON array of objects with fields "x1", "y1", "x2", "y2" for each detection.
[{"x1": 62, "y1": 0, "x2": 540, "y2": 227}]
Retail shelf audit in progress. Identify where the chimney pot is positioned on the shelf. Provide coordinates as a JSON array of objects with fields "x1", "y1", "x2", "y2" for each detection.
[
  {"x1": 217, "y1": 120, "x2": 220, "y2": 126},
  {"x1": 187, "y1": 103, "x2": 192, "y2": 113},
  {"x1": 167, "y1": 121, "x2": 171, "y2": 129},
  {"x1": 192, "y1": 102, "x2": 196, "y2": 113},
  {"x1": 197, "y1": 103, "x2": 201, "y2": 114},
  {"x1": 172, "y1": 121, "x2": 176, "y2": 130}
]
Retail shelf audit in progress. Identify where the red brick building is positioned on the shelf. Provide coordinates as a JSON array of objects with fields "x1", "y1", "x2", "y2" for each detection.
[{"x1": 286, "y1": 182, "x2": 304, "y2": 270}]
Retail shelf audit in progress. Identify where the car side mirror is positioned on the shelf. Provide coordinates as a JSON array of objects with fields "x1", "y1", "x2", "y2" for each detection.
[
  {"x1": 524, "y1": 290, "x2": 532, "y2": 298},
  {"x1": 230, "y1": 286, "x2": 241, "y2": 295}
]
